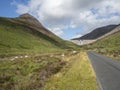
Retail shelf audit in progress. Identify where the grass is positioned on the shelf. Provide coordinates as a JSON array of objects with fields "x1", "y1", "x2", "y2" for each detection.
[
  {"x1": 0, "y1": 23, "x2": 61, "y2": 55},
  {"x1": 90, "y1": 32, "x2": 120, "y2": 51},
  {"x1": 0, "y1": 51, "x2": 98, "y2": 90},
  {"x1": 0, "y1": 17, "x2": 80, "y2": 55},
  {"x1": 42, "y1": 52, "x2": 98, "y2": 90},
  {"x1": 0, "y1": 55, "x2": 66, "y2": 90},
  {"x1": 0, "y1": 16, "x2": 98, "y2": 90},
  {"x1": 83, "y1": 32, "x2": 120, "y2": 59}
]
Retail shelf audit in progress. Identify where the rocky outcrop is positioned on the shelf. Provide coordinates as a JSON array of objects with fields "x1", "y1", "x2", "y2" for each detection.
[{"x1": 71, "y1": 40, "x2": 96, "y2": 45}]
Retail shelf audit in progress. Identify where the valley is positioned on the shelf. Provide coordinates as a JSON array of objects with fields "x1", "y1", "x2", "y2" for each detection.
[{"x1": 0, "y1": 13, "x2": 120, "y2": 90}]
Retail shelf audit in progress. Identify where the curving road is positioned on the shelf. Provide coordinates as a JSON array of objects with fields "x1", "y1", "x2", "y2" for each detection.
[{"x1": 87, "y1": 51, "x2": 120, "y2": 90}]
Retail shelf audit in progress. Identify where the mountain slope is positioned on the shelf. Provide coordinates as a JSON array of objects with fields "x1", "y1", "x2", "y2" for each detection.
[
  {"x1": 88, "y1": 31, "x2": 120, "y2": 51},
  {"x1": 71, "y1": 24, "x2": 120, "y2": 45},
  {"x1": 73, "y1": 25, "x2": 118, "y2": 40},
  {"x1": 0, "y1": 14, "x2": 78, "y2": 55},
  {"x1": 83, "y1": 27, "x2": 120, "y2": 59}
]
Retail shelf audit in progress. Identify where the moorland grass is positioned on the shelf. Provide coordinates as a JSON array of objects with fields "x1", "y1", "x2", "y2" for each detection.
[
  {"x1": 0, "y1": 55, "x2": 66, "y2": 90},
  {"x1": 42, "y1": 52, "x2": 98, "y2": 90}
]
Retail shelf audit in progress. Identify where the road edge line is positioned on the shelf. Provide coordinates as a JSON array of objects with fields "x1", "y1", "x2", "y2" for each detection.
[{"x1": 86, "y1": 52, "x2": 103, "y2": 90}]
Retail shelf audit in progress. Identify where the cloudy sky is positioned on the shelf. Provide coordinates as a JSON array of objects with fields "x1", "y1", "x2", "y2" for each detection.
[{"x1": 0, "y1": 0, "x2": 120, "y2": 40}]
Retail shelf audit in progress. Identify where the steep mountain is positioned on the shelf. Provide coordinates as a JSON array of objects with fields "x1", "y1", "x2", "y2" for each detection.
[
  {"x1": 19, "y1": 13, "x2": 43, "y2": 27},
  {"x1": 71, "y1": 24, "x2": 120, "y2": 45},
  {"x1": 0, "y1": 13, "x2": 78, "y2": 55},
  {"x1": 73, "y1": 25, "x2": 118, "y2": 40},
  {"x1": 17, "y1": 13, "x2": 56, "y2": 37}
]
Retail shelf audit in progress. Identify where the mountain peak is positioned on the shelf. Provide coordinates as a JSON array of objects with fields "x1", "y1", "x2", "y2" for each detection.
[
  {"x1": 19, "y1": 13, "x2": 43, "y2": 27},
  {"x1": 19, "y1": 13, "x2": 35, "y2": 19}
]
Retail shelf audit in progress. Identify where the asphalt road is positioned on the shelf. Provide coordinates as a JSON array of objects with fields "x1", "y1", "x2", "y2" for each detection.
[{"x1": 87, "y1": 51, "x2": 120, "y2": 90}]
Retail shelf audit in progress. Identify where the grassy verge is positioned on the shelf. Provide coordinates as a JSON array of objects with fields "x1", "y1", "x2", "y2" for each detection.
[
  {"x1": 42, "y1": 52, "x2": 98, "y2": 90},
  {"x1": 97, "y1": 50, "x2": 120, "y2": 60},
  {"x1": 0, "y1": 54, "x2": 66, "y2": 90}
]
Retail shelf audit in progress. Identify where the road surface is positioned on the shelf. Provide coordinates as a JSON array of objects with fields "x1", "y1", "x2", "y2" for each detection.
[{"x1": 87, "y1": 51, "x2": 120, "y2": 90}]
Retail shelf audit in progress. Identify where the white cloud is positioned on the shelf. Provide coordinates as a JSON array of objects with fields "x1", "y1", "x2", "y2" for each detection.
[
  {"x1": 72, "y1": 34, "x2": 82, "y2": 39},
  {"x1": 14, "y1": 0, "x2": 120, "y2": 39},
  {"x1": 16, "y1": 4, "x2": 29, "y2": 14},
  {"x1": 50, "y1": 27, "x2": 64, "y2": 36}
]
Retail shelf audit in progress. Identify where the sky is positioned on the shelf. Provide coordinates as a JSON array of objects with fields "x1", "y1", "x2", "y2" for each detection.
[{"x1": 0, "y1": 0, "x2": 120, "y2": 40}]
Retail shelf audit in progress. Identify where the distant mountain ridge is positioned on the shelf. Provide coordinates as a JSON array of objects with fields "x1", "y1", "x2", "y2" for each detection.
[
  {"x1": 72, "y1": 25, "x2": 118, "y2": 40},
  {"x1": 71, "y1": 24, "x2": 120, "y2": 45}
]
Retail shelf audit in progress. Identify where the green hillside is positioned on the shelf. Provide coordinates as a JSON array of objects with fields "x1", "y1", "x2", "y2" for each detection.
[
  {"x1": 84, "y1": 31, "x2": 120, "y2": 59},
  {"x1": 0, "y1": 16, "x2": 79, "y2": 55},
  {"x1": 0, "y1": 14, "x2": 81, "y2": 90},
  {"x1": 91, "y1": 32, "x2": 120, "y2": 51}
]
